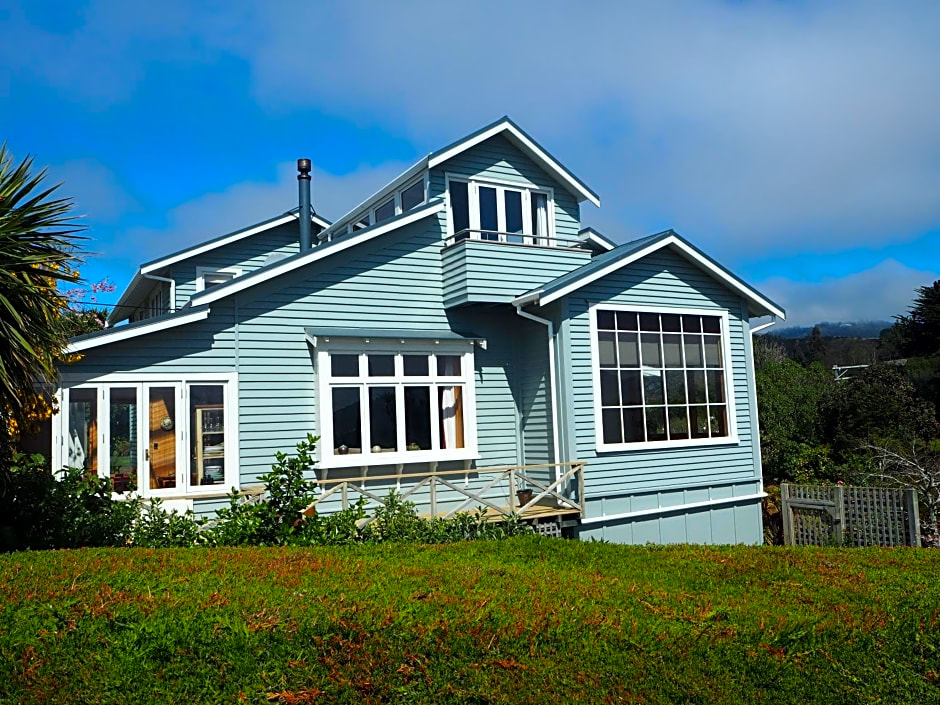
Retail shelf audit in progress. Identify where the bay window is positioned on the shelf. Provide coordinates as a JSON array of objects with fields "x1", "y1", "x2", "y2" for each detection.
[
  {"x1": 318, "y1": 346, "x2": 477, "y2": 467},
  {"x1": 592, "y1": 306, "x2": 737, "y2": 451},
  {"x1": 446, "y1": 175, "x2": 553, "y2": 246},
  {"x1": 54, "y1": 374, "x2": 238, "y2": 496}
]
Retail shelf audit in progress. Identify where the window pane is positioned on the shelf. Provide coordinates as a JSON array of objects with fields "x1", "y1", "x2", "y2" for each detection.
[
  {"x1": 437, "y1": 355, "x2": 461, "y2": 377},
  {"x1": 690, "y1": 406, "x2": 709, "y2": 439},
  {"x1": 707, "y1": 370, "x2": 726, "y2": 403},
  {"x1": 368, "y1": 355, "x2": 394, "y2": 377},
  {"x1": 645, "y1": 407, "x2": 667, "y2": 442},
  {"x1": 478, "y1": 186, "x2": 498, "y2": 240},
  {"x1": 668, "y1": 407, "x2": 690, "y2": 440},
  {"x1": 661, "y1": 314, "x2": 681, "y2": 332},
  {"x1": 68, "y1": 388, "x2": 97, "y2": 474},
  {"x1": 682, "y1": 315, "x2": 701, "y2": 333},
  {"x1": 616, "y1": 311, "x2": 638, "y2": 331},
  {"x1": 702, "y1": 316, "x2": 721, "y2": 334},
  {"x1": 663, "y1": 334, "x2": 683, "y2": 368},
  {"x1": 404, "y1": 387, "x2": 432, "y2": 451},
  {"x1": 401, "y1": 180, "x2": 424, "y2": 212},
  {"x1": 597, "y1": 310, "x2": 615, "y2": 330},
  {"x1": 620, "y1": 370, "x2": 642, "y2": 406},
  {"x1": 665, "y1": 370, "x2": 687, "y2": 405},
  {"x1": 353, "y1": 213, "x2": 370, "y2": 230},
  {"x1": 403, "y1": 355, "x2": 429, "y2": 377},
  {"x1": 600, "y1": 370, "x2": 620, "y2": 406},
  {"x1": 374, "y1": 198, "x2": 395, "y2": 223},
  {"x1": 204, "y1": 271, "x2": 234, "y2": 289},
  {"x1": 709, "y1": 405, "x2": 728, "y2": 437},
  {"x1": 369, "y1": 387, "x2": 397, "y2": 453},
  {"x1": 622, "y1": 408, "x2": 644, "y2": 443},
  {"x1": 687, "y1": 370, "x2": 707, "y2": 404},
  {"x1": 191, "y1": 385, "x2": 224, "y2": 488},
  {"x1": 449, "y1": 181, "x2": 470, "y2": 238},
  {"x1": 530, "y1": 192, "x2": 548, "y2": 242},
  {"x1": 439, "y1": 386, "x2": 465, "y2": 449},
  {"x1": 504, "y1": 190, "x2": 523, "y2": 242},
  {"x1": 643, "y1": 369, "x2": 664, "y2": 405},
  {"x1": 617, "y1": 332, "x2": 639, "y2": 367},
  {"x1": 684, "y1": 335, "x2": 703, "y2": 367},
  {"x1": 640, "y1": 333, "x2": 662, "y2": 368},
  {"x1": 331, "y1": 354, "x2": 359, "y2": 377},
  {"x1": 602, "y1": 408, "x2": 623, "y2": 444},
  {"x1": 704, "y1": 337, "x2": 722, "y2": 368},
  {"x1": 148, "y1": 387, "x2": 177, "y2": 490},
  {"x1": 639, "y1": 313, "x2": 660, "y2": 331},
  {"x1": 109, "y1": 388, "x2": 137, "y2": 492},
  {"x1": 598, "y1": 332, "x2": 616, "y2": 367},
  {"x1": 332, "y1": 387, "x2": 361, "y2": 454}
]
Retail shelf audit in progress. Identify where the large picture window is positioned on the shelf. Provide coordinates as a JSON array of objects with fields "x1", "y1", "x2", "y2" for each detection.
[
  {"x1": 592, "y1": 306, "x2": 736, "y2": 451},
  {"x1": 318, "y1": 346, "x2": 477, "y2": 467}
]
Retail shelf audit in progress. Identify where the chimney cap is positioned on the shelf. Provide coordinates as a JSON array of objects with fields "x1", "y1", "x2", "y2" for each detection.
[{"x1": 297, "y1": 158, "x2": 312, "y2": 178}]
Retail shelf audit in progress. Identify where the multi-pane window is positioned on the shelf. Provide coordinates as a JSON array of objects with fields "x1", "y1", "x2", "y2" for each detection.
[
  {"x1": 447, "y1": 177, "x2": 553, "y2": 245},
  {"x1": 594, "y1": 308, "x2": 732, "y2": 448},
  {"x1": 320, "y1": 348, "x2": 475, "y2": 465},
  {"x1": 346, "y1": 177, "x2": 427, "y2": 234}
]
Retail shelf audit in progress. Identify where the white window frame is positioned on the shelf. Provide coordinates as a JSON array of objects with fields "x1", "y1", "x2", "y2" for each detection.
[
  {"x1": 195, "y1": 266, "x2": 243, "y2": 293},
  {"x1": 345, "y1": 174, "x2": 430, "y2": 235},
  {"x1": 52, "y1": 372, "x2": 240, "y2": 498},
  {"x1": 316, "y1": 342, "x2": 479, "y2": 469},
  {"x1": 589, "y1": 303, "x2": 739, "y2": 453},
  {"x1": 444, "y1": 172, "x2": 555, "y2": 246}
]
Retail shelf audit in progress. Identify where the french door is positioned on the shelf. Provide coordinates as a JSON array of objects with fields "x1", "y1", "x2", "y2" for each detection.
[{"x1": 144, "y1": 383, "x2": 183, "y2": 493}]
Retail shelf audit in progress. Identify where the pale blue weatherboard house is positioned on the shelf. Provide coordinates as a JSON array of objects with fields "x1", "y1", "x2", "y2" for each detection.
[{"x1": 55, "y1": 118, "x2": 785, "y2": 544}]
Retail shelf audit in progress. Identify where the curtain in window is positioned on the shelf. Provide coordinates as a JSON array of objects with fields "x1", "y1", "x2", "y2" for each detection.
[
  {"x1": 531, "y1": 193, "x2": 548, "y2": 244},
  {"x1": 438, "y1": 356, "x2": 464, "y2": 449}
]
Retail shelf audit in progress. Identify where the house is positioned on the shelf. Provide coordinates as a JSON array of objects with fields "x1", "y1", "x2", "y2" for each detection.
[{"x1": 53, "y1": 117, "x2": 785, "y2": 544}]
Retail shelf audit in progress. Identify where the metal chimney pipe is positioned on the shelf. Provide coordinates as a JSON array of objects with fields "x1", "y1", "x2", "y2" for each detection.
[{"x1": 297, "y1": 158, "x2": 312, "y2": 252}]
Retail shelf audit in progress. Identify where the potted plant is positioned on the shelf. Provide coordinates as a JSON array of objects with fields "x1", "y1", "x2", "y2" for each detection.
[{"x1": 516, "y1": 488, "x2": 534, "y2": 508}]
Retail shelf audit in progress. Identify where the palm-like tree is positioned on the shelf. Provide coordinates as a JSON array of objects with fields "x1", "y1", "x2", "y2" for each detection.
[{"x1": 0, "y1": 144, "x2": 85, "y2": 454}]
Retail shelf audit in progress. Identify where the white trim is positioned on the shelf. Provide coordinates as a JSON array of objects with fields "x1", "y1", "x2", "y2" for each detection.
[
  {"x1": 52, "y1": 371, "x2": 239, "y2": 499},
  {"x1": 444, "y1": 173, "x2": 555, "y2": 246},
  {"x1": 580, "y1": 492, "x2": 767, "y2": 524},
  {"x1": 428, "y1": 120, "x2": 601, "y2": 207},
  {"x1": 519, "y1": 234, "x2": 786, "y2": 319},
  {"x1": 316, "y1": 342, "x2": 479, "y2": 469},
  {"x1": 578, "y1": 229, "x2": 616, "y2": 252},
  {"x1": 67, "y1": 306, "x2": 211, "y2": 353},
  {"x1": 749, "y1": 316, "x2": 778, "y2": 335},
  {"x1": 141, "y1": 215, "x2": 296, "y2": 274},
  {"x1": 195, "y1": 266, "x2": 243, "y2": 293},
  {"x1": 588, "y1": 303, "x2": 740, "y2": 453},
  {"x1": 193, "y1": 200, "x2": 445, "y2": 306}
]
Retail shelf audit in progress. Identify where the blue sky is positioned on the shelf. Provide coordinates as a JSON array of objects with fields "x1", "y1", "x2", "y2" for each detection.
[{"x1": 3, "y1": 0, "x2": 939, "y2": 326}]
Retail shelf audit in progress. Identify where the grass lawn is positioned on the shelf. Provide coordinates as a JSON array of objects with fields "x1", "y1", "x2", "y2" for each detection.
[{"x1": 1, "y1": 537, "x2": 938, "y2": 704}]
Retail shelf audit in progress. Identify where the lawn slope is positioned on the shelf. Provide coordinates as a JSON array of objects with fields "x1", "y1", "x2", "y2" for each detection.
[{"x1": 1, "y1": 538, "x2": 938, "y2": 704}]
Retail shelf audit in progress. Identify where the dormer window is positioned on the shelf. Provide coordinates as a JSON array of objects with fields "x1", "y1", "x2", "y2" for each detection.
[
  {"x1": 196, "y1": 267, "x2": 242, "y2": 293},
  {"x1": 446, "y1": 175, "x2": 553, "y2": 246},
  {"x1": 345, "y1": 176, "x2": 428, "y2": 235}
]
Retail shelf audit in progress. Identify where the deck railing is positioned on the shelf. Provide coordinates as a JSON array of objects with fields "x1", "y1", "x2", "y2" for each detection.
[
  {"x1": 443, "y1": 229, "x2": 585, "y2": 249},
  {"x1": 306, "y1": 461, "x2": 586, "y2": 526}
]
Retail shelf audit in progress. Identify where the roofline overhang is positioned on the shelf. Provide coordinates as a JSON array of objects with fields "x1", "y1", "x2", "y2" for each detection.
[
  {"x1": 68, "y1": 305, "x2": 211, "y2": 353},
  {"x1": 512, "y1": 232, "x2": 786, "y2": 320}
]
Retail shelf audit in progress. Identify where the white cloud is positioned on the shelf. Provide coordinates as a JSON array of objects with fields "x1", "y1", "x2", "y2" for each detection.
[
  {"x1": 757, "y1": 260, "x2": 938, "y2": 327},
  {"x1": 48, "y1": 159, "x2": 136, "y2": 223}
]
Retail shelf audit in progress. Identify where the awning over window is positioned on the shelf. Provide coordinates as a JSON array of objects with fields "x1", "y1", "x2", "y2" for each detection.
[{"x1": 304, "y1": 327, "x2": 486, "y2": 349}]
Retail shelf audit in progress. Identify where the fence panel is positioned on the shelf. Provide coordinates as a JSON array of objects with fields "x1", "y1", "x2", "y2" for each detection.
[{"x1": 781, "y1": 483, "x2": 920, "y2": 547}]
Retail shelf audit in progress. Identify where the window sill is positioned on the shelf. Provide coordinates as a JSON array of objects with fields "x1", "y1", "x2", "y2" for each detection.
[
  {"x1": 113, "y1": 484, "x2": 241, "y2": 501},
  {"x1": 318, "y1": 450, "x2": 480, "y2": 470},
  {"x1": 595, "y1": 435, "x2": 740, "y2": 454}
]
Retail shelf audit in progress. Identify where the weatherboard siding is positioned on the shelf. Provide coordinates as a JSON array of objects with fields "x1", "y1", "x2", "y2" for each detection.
[
  {"x1": 442, "y1": 240, "x2": 590, "y2": 306},
  {"x1": 556, "y1": 247, "x2": 763, "y2": 544},
  {"x1": 428, "y1": 134, "x2": 581, "y2": 245}
]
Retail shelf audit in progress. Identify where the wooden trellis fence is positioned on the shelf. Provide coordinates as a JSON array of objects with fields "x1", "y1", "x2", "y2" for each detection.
[{"x1": 781, "y1": 483, "x2": 921, "y2": 547}]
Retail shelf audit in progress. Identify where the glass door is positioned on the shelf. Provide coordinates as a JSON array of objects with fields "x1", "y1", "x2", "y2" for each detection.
[
  {"x1": 145, "y1": 384, "x2": 181, "y2": 492},
  {"x1": 107, "y1": 387, "x2": 140, "y2": 493}
]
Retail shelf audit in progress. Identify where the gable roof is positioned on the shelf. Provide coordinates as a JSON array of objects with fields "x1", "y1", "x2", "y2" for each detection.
[
  {"x1": 513, "y1": 229, "x2": 786, "y2": 319},
  {"x1": 428, "y1": 117, "x2": 600, "y2": 207},
  {"x1": 191, "y1": 198, "x2": 445, "y2": 306},
  {"x1": 109, "y1": 210, "x2": 331, "y2": 324}
]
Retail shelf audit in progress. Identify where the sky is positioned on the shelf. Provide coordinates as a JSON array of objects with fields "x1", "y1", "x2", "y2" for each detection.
[{"x1": 2, "y1": 0, "x2": 939, "y2": 327}]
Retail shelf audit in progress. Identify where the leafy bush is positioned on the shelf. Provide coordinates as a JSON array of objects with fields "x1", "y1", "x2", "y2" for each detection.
[{"x1": 0, "y1": 452, "x2": 138, "y2": 551}]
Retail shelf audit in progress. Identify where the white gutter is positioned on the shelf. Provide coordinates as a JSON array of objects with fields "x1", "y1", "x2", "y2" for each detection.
[
  {"x1": 142, "y1": 273, "x2": 176, "y2": 312},
  {"x1": 514, "y1": 304, "x2": 562, "y2": 484},
  {"x1": 750, "y1": 316, "x2": 778, "y2": 335}
]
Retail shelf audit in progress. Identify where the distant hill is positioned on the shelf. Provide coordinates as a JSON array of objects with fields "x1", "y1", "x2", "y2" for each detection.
[{"x1": 774, "y1": 320, "x2": 892, "y2": 340}]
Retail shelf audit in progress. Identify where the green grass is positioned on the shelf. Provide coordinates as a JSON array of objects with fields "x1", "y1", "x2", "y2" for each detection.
[{"x1": 1, "y1": 538, "x2": 939, "y2": 704}]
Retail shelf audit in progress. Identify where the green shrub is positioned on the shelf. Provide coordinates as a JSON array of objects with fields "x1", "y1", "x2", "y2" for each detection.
[{"x1": 130, "y1": 499, "x2": 205, "y2": 548}]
